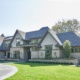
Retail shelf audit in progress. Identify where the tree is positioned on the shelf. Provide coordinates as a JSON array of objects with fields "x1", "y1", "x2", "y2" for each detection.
[
  {"x1": 52, "y1": 19, "x2": 80, "y2": 33},
  {"x1": 63, "y1": 40, "x2": 71, "y2": 58}
]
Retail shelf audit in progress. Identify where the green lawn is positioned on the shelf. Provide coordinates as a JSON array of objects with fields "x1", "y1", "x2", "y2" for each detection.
[{"x1": 4, "y1": 62, "x2": 80, "y2": 80}]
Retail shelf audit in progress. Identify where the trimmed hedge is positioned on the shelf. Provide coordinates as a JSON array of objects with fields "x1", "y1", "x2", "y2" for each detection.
[{"x1": 28, "y1": 61, "x2": 73, "y2": 65}]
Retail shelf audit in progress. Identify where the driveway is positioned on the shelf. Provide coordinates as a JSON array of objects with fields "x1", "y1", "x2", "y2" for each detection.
[{"x1": 0, "y1": 64, "x2": 18, "y2": 80}]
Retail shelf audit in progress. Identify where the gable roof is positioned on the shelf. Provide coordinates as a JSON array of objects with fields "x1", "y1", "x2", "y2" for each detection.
[
  {"x1": 10, "y1": 26, "x2": 49, "y2": 46},
  {"x1": 25, "y1": 27, "x2": 49, "y2": 40},
  {"x1": 10, "y1": 30, "x2": 25, "y2": 46},
  {"x1": 0, "y1": 40, "x2": 9, "y2": 50},
  {"x1": 38, "y1": 30, "x2": 62, "y2": 47},
  {"x1": 57, "y1": 31, "x2": 80, "y2": 46},
  {"x1": 18, "y1": 30, "x2": 25, "y2": 39},
  {"x1": 0, "y1": 36, "x2": 13, "y2": 51},
  {"x1": 49, "y1": 30, "x2": 62, "y2": 45}
]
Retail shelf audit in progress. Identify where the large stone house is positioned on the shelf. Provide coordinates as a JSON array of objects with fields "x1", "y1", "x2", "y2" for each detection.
[
  {"x1": 9, "y1": 27, "x2": 49, "y2": 61},
  {"x1": 0, "y1": 26, "x2": 80, "y2": 61}
]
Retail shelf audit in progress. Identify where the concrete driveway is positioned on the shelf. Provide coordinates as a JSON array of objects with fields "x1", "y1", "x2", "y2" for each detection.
[{"x1": 0, "y1": 64, "x2": 18, "y2": 80}]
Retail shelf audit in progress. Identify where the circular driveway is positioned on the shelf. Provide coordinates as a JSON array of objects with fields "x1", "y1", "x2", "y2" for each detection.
[{"x1": 0, "y1": 64, "x2": 18, "y2": 80}]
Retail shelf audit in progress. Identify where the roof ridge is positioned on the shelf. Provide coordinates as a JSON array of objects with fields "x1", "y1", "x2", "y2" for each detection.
[
  {"x1": 5, "y1": 36, "x2": 13, "y2": 38},
  {"x1": 26, "y1": 26, "x2": 49, "y2": 33},
  {"x1": 26, "y1": 30, "x2": 38, "y2": 33},
  {"x1": 25, "y1": 27, "x2": 49, "y2": 40},
  {"x1": 17, "y1": 29, "x2": 25, "y2": 33},
  {"x1": 49, "y1": 30, "x2": 62, "y2": 45}
]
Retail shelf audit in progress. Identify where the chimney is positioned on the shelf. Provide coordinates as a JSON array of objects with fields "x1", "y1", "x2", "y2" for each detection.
[{"x1": 1, "y1": 34, "x2": 5, "y2": 37}]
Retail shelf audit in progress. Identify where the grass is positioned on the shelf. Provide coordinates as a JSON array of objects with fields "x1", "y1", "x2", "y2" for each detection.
[{"x1": 1, "y1": 62, "x2": 80, "y2": 80}]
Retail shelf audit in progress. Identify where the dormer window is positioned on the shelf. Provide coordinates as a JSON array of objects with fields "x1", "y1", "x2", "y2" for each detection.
[
  {"x1": 30, "y1": 38, "x2": 40, "y2": 44},
  {"x1": 5, "y1": 41, "x2": 10, "y2": 47},
  {"x1": 16, "y1": 38, "x2": 20, "y2": 46}
]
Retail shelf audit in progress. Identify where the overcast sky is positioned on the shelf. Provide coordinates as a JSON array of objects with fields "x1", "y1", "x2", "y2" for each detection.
[{"x1": 0, "y1": 0, "x2": 80, "y2": 36}]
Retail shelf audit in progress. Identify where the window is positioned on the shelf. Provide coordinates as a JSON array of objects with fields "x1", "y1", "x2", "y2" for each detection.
[
  {"x1": 4, "y1": 52, "x2": 6, "y2": 56},
  {"x1": 31, "y1": 47, "x2": 39, "y2": 51},
  {"x1": 71, "y1": 48, "x2": 74, "y2": 53},
  {"x1": 45, "y1": 45, "x2": 52, "y2": 59},
  {"x1": 71, "y1": 48, "x2": 80, "y2": 53},
  {"x1": 45, "y1": 45, "x2": 52, "y2": 50},
  {"x1": 30, "y1": 39, "x2": 39, "y2": 44},
  {"x1": 75, "y1": 48, "x2": 80, "y2": 52},
  {"x1": 16, "y1": 39, "x2": 20, "y2": 46},
  {"x1": 13, "y1": 51, "x2": 20, "y2": 59},
  {"x1": 5, "y1": 41, "x2": 10, "y2": 47}
]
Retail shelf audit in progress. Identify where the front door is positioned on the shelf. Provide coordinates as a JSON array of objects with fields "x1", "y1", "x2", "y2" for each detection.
[
  {"x1": 7, "y1": 52, "x2": 10, "y2": 58},
  {"x1": 28, "y1": 51, "x2": 31, "y2": 59}
]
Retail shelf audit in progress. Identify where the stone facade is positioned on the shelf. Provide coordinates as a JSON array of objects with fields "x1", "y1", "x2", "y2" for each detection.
[
  {"x1": 30, "y1": 32, "x2": 62, "y2": 59},
  {"x1": 10, "y1": 47, "x2": 24, "y2": 59}
]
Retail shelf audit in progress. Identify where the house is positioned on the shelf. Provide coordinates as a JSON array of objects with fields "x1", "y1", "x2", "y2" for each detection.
[
  {"x1": 24, "y1": 29, "x2": 80, "y2": 60},
  {"x1": 9, "y1": 27, "x2": 49, "y2": 61},
  {"x1": 32, "y1": 30, "x2": 80, "y2": 60},
  {"x1": 0, "y1": 26, "x2": 80, "y2": 61},
  {"x1": 57, "y1": 31, "x2": 80, "y2": 59}
]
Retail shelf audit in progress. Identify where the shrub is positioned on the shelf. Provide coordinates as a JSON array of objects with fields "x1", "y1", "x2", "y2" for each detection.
[{"x1": 63, "y1": 40, "x2": 71, "y2": 58}]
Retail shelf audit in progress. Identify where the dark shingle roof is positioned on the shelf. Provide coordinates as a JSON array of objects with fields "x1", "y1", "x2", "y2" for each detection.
[
  {"x1": 4, "y1": 36, "x2": 13, "y2": 40},
  {"x1": 57, "y1": 31, "x2": 80, "y2": 46},
  {"x1": 0, "y1": 27, "x2": 49, "y2": 50},
  {"x1": 25, "y1": 27, "x2": 49, "y2": 40},
  {"x1": 0, "y1": 40, "x2": 9, "y2": 50},
  {"x1": 0, "y1": 36, "x2": 13, "y2": 51}
]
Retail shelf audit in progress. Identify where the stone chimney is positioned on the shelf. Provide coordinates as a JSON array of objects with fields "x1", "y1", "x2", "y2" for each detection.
[{"x1": 1, "y1": 34, "x2": 5, "y2": 37}]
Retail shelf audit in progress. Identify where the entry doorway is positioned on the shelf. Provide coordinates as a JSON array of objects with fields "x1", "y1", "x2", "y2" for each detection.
[
  {"x1": 28, "y1": 51, "x2": 31, "y2": 59},
  {"x1": 7, "y1": 52, "x2": 10, "y2": 58},
  {"x1": 24, "y1": 48, "x2": 31, "y2": 61}
]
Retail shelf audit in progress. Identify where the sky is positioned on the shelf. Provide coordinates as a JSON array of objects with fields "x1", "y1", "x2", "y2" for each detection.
[{"x1": 0, "y1": 0, "x2": 80, "y2": 36}]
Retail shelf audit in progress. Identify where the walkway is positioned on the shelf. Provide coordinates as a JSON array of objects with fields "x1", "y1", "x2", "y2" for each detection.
[{"x1": 0, "y1": 64, "x2": 18, "y2": 80}]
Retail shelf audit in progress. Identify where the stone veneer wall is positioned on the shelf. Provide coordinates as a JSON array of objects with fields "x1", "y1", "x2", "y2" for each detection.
[{"x1": 31, "y1": 49, "x2": 61, "y2": 59}]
